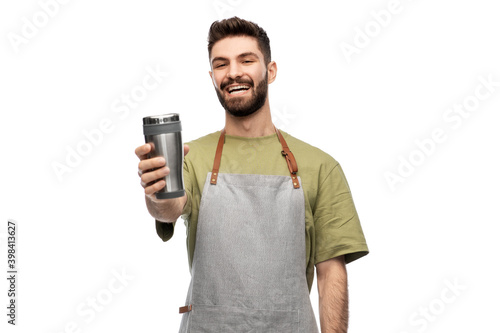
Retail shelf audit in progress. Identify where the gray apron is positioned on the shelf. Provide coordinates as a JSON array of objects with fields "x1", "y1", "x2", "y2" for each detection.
[{"x1": 179, "y1": 129, "x2": 318, "y2": 332}]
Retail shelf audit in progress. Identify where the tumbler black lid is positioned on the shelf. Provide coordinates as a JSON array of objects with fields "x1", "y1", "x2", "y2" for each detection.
[{"x1": 143, "y1": 113, "x2": 179, "y2": 125}]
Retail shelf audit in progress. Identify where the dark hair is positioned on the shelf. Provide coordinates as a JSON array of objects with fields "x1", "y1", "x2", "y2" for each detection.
[{"x1": 207, "y1": 17, "x2": 271, "y2": 64}]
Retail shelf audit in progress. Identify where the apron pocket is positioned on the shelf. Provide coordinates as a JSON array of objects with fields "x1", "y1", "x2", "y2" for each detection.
[{"x1": 189, "y1": 304, "x2": 299, "y2": 332}]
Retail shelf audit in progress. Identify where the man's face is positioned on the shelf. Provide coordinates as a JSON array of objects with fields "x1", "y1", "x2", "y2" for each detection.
[{"x1": 209, "y1": 36, "x2": 274, "y2": 117}]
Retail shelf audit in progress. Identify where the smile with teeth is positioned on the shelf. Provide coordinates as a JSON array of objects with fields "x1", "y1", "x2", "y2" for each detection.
[{"x1": 227, "y1": 85, "x2": 251, "y2": 95}]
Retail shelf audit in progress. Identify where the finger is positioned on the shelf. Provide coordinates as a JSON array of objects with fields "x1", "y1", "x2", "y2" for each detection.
[
  {"x1": 141, "y1": 166, "x2": 169, "y2": 185},
  {"x1": 138, "y1": 156, "x2": 166, "y2": 173},
  {"x1": 135, "y1": 143, "x2": 152, "y2": 160},
  {"x1": 184, "y1": 144, "x2": 190, "y2": 156},
  {"x1": 144, "y1": 180, "x2": 166, "y2": 196}
]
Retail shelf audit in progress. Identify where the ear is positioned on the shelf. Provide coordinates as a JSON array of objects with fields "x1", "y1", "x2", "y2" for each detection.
[
  {"x1": 209, "y1": 70, "x2": 216, "y2": 88},
  {"x1": 267, "y1": 61, "x2": 277, "y2": 84}
]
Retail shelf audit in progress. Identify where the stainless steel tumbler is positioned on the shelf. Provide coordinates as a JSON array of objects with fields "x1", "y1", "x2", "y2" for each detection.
[{"x1": 143, "y1": 113, "x2": 185, "y2": 199}]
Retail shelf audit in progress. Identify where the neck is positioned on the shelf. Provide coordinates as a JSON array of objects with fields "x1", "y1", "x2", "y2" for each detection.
[{"x1": 224, "y1": 99, "x2": 275, "y2": 137}]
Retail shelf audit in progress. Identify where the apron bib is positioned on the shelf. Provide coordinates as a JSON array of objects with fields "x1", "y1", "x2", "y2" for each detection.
[{"x1": 179, "y1": 129, "x2": 318, "y2": 332}]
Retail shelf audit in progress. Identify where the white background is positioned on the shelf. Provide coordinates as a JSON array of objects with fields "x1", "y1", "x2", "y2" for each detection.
[{"x1": 1, "y1": 0, "x2": 499, "y2": 332}]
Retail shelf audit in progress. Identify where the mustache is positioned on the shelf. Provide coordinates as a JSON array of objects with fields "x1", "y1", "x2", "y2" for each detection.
[{"x1": 220, "y1": 78, "x2": 254, "y2": 91}]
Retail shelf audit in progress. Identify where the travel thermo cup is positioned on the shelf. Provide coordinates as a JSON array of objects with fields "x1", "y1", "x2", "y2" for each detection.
[{"x1": 143, "y1": 113, "x2": 185, "y2": 199}]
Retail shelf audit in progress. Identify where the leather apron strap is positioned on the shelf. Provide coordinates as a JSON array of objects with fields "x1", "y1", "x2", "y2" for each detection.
[
  {"x1": 210, "y1": 128, "x2": 300, "y2": 189},
  {"x1": 209, "y1": 128, "x2": 226, "y2": 186}
]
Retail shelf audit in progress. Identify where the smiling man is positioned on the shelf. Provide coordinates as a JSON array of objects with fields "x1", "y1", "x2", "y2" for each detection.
[
  {"x1": 135, "y1": 17, "x2": 369, "y2": 332},
  {"x1": 211, "y1": 35, "x2": 270, "y2": 118}
]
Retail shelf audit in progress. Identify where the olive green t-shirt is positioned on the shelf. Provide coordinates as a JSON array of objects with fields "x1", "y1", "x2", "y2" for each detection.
[{"x1": 156, "y1": 131, "x2": 368, "y2": 291}]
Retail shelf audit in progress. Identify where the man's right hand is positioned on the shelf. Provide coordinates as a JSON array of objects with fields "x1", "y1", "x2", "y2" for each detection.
[{"x1": 135, "y1": 143, "x2": 190, "y2": 222}]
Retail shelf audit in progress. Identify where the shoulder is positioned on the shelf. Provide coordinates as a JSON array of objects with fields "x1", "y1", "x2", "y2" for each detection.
[
  {"x1": 186, "y1": 131, "x2": 220, "y2": 149},
  {"x1": 281, "y1": 131, "x2": 339, "y2": 171},
  {"x1": 185, "y1": 132, "x2": 220, "y2": 159},
  {"x1": 183, "y1": 132, "x2": 220, "y2": 171}
]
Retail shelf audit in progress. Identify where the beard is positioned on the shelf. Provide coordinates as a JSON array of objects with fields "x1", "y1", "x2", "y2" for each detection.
[{"x1": 215, "y1": 73, "x2": 268, "y2": 118}]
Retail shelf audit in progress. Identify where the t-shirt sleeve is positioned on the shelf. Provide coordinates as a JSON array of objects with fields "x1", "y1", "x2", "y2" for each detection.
[
  {"x1": 154, "y1": 154, "x2": 193, "y2": 242},
  {"x1": 314, "y1": 163, "x2": 368, "y2": 264},
  {"x1": 155, "y1": 220, "x2": 175, "y2": 242}
]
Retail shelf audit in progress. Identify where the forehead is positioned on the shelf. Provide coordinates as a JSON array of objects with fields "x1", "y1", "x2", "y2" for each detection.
[{"x1": 210, "y1": 35, "x2": 263, "y2": 61}]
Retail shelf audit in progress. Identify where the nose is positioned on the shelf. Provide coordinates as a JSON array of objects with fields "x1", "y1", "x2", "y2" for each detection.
[{"x1": 226, "y1": 62, "x2": 243, "y2": 79}]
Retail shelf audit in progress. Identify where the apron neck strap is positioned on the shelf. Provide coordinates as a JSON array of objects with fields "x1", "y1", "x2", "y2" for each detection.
[
  {"x1": 275, "y1": 127, "x2": 300, "y2": 189},
  {"x1": 209, "y1": 128, "x2": 226, "y2": 185},
  {"x1": 210, "y1": 128, "x2": 300, "y2": 189}
]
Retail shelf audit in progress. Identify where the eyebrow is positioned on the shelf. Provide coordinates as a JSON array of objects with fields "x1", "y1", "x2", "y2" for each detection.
[
  {"x1": 211, "y1": 52, "x2": 260, "y2": 65},
  {"x1": 211, "y1": 56, "x2": 227, "y2": 65},
  {"x1": 238, "y1": 52, "x2": 259, "y2": 59}
]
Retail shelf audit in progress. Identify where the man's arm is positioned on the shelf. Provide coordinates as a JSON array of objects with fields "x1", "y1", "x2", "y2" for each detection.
[
  {"x1": 145, "y1": 193, "x2": 187, "y2": 222},
  {"x1": 316, "y1": 255, "x2": 348, "y2": 333}
]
